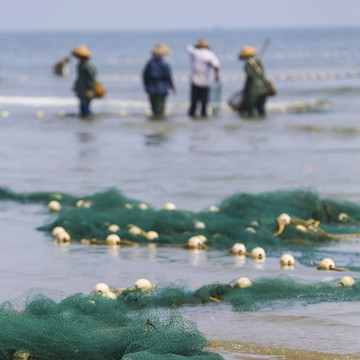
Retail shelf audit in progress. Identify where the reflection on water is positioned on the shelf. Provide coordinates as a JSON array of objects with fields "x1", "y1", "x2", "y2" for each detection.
[
  {"x1": 189, "y1": 248, "x2": 208, "y2": 266},
  {"x1": 233, "y1": 255, "x2": 246, "y2": 268}
]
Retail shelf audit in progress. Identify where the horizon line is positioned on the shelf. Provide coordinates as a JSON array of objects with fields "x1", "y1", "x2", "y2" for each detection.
[{"x1": 0, "y1": 24, "x2": 359, "y2": 32}]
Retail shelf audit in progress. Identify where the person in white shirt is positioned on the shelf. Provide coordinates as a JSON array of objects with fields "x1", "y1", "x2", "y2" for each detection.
[{"x1": 187, "y1": 39, "x2": 220, "y2": 118}]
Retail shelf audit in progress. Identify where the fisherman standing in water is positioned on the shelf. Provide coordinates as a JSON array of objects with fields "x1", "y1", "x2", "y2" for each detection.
[
  {"x1": 142, "y1": 43, "x2": 176, "y2": 118},
  {"x1": 187, "y1": 39, "x2": 220, "y2": 118},
  {"x1": 238, "y1": 45, "x2": 268, "y2": 118},
  {"x1": 72, "y1": 44, "x2": 96, "y2": 118},
  {"x1": 53, "y1": 57, "x2": 70, "y2": 77}
]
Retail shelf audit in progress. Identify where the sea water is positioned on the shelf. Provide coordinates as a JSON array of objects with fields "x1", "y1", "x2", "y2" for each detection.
[{"x1": 1, "y1": 28, "x2": 360, "y2": 359}]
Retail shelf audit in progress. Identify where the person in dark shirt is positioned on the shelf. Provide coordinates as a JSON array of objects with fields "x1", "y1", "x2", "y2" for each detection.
[
  {"x1": 238, "y1": 45, "x2": 268, "y2": 118},
  {"x1": 143, "y1": 43, "x2": 176, "y2": 117},
  {"x1": 72, "y1": 44, "x2": 96, "y2": 118},
  {"x1": 53, "y1": 57, "x2": 70, "y2": 77}
]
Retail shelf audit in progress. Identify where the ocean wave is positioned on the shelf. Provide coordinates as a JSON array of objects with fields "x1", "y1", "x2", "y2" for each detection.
[
  {"x1": 0, "y1": 95, "x2": 329, "y2": 114},
  {"x1": 298, "y1": 86, "x2": 360, "y2": 96},
  {"x1": 0, "y1": 95, "x2": 149, "y2": 109}
]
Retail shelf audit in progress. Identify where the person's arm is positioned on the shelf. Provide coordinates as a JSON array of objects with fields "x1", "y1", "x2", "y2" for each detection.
[
  {"x1": 186, "y1": 44, "x2": 195, "y2": 54},
  {"x1": 214, "y1": 67, "x2": 220, "y2": 82},
  {"x1": 164, "y1": 63, "x2": 176, "y2": 94},
  {"x1": 142, "y1": 62, "x2": 150, "y2": 92},
  {"x1": 211, "y1": 53, "x2": 220, "y2": 82}
]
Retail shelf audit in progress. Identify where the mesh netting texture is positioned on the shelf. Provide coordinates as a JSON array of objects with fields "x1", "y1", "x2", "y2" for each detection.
[
  {"x1": 0, "y1": 290, "x2": 222, "y2": 360},
  {"x1": 106, "y1": 276, "x2": 360, "y2": 311},
  {"x1": 1, "y1": 275, "x2": 359, "y2": 359},
  {"x1": 1, "y1": 187, "x2": 359, "y2": 264}
]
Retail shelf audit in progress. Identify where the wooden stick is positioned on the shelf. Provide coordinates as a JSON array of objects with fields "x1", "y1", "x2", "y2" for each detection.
[
  {"x1": 209, "y1": 297, "x2": 222, "y2": 303},
  {"x1": 333, "y1": 267, "x2": 350, "y2": 272}
]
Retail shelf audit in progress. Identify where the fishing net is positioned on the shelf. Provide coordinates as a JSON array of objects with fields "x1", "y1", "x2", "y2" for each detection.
[
  {"x1": 109, "y1": 276, "x2": 360, "y2": 312},
  {"x1": 0, "y1": 289, "x2": 222, "y2": 360},
  {"x1": 2, "y1": 187, "x2": 360, "y2": 265},
  {"x1": 0, "y1": 275, "x2": 358, "y2": 360}
]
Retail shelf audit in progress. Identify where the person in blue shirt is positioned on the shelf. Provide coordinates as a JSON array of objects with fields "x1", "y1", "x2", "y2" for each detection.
[{"x1": 143, "y1": 43, "x2": 176, "y2": 117}]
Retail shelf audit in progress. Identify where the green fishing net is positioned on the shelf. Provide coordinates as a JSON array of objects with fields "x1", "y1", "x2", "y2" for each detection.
[
  {"x1": 0, "y1": 275, "x2": 358, "y2": 360},
  {"x1": 110, "y1": 276, "x2": 360, "y2": 312},
  {"x1": 2, "y1": 187, "x2": 360, "y2": 266},
  {"x1": 0, "y1": 290, "x2": 222, "y2": 360}
]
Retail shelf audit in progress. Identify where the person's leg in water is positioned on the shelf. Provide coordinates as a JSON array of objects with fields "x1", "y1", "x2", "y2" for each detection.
[
  {"x1": 256, "y1": 95, "x2": 267, "y2": 117},
  {"x1": 189, "y1": 84, "x2": 200, "y2": 117},
  {"x1": 150, "y1": 94, "x2": 166, "y2": 116},
  {"x1": 80, "y1": 98, "x2": 92, "y2": 117},
  {"x1": 240, "y1": 92, "x2": 257, "y2": 118},
  {"x1": 200, "y1": 86, "x2": 210, "y2": 117}
]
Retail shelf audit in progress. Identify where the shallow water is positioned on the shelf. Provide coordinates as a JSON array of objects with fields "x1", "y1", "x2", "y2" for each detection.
[{"x1": 1, "y1": 28, "x2": 360, "y2": 358}]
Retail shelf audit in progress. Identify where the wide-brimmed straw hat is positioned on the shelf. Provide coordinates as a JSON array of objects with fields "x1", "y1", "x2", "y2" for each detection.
[
  {"x1": 195, "y1": 38, "x2": 209, "y2": 49},
  {"x1": 72, "y1": 44, "x2": 92, "y2": 58},
  {"x1": 152, "y1": 43, "x2": 172, "y2": 58},
  {"x1": 238, "y1": 45, "x2": 257, "y2": 59}
]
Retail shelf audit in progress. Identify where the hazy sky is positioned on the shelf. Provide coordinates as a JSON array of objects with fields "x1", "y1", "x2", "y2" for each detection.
[{"x1": 2, "y1": 0, "x2": 360, "y2": 31}]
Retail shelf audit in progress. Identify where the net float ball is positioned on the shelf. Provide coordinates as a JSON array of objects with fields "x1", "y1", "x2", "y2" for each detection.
[
  {"x1": 12, "y1": 350, "x2": 30, "y2": 360},
  {"x1": 232, "y1": 243, "x2": 246, "y2": 255},
  {"x1": 138, "y1": 203, "x2": 149, "y2": 210},
  {"x1": 194, "y1": 221, "x2": 205, "y2": 230},
  {"x1": 94, "y1": 282, "x2": 109, "y2": 295},
  {"x1": 1, "y1": 110, "x2": 9, "y2": 118},
  {"x1": 76, "y1": 200, "x2": 92, "y2": 208},
  {"x1": 55, "y1": 231, "x2": 71, "y2": 243},
  {"x1": 128, "y1": 225, "x2": 143, "y2": 236},
  {"x1": 52, "y1": 226, "x2": 66, "y2": 238},
  {"x1": 318, "y1": 258, "x2": 335, "y2": 270},
  {"x1": 338, "y1": 213, "x2": 349, "y2": 222},
  {"x1": 146, "y1": 231, "x2": 159, "y2": 240},
  {"x1": 36, "y1": 110, "x2": 45, "y2": 118},
  {"x1": 279, "y1": 213, "x2": 291, "y2": 224},
  {"x1": 188, "y1": 236, "x2": 202, "y2": 249},
  {"x1": 251, "y1": 247, "x2": 266, "y2": 260},
  {"x1": 209, "y1": 205, "x2": 219, "y2": 212},
  {"x1": 76, "y1": 200, "x2": 84, "y2": 207},
  {"x1": 339, "y1": 276, "x2": 355, "y2": 287},
  {"x1": 280, "y1": 254, "x2": 295, "y2": 266},
  {"x1": 236, "y1": 277, "x2": 252, "y2": 288},
  {"x1": 108, "y1": 224, "x2": 120, "y2": 232},
  {"x1": 48, "y1": 200, "x2": 61, "y2": 213},
  {"x1": 104, "y1": 291, "x2": 117, "y2": 300},
  {"x1": 164, "y1": 202, "x2": 176, "y2": 210},
  {"x1": 197, "y1": 235, "x2": 207, "y2": 243},
  {"x1": 106, "y1": 234, "x2": 120, "y2": 245},
  {"x1": 135, "y1": 278, "x2": 152, "y2": 289}
]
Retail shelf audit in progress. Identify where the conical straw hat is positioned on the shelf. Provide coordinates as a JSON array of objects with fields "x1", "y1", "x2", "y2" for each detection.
[
  {"x1": 72, "y1": 44, "x2": 92, "y2": 58},
  {"x1": 195, "y1": 38, "x2": 209, "y2": 48},
  {"x1": 152, "y1": 43, "x2": 172, "y2": 58},
  {"x1": 239, "y1": 45, "x2": 257, "y2": 59}
]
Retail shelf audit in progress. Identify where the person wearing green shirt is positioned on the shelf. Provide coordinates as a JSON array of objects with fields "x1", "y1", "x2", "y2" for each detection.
[
  {"x1": 72, "y1": 44, "x2": 96, "y2": 118},
  {"x1": 238, "y1": 45, "x2": 268, "y2": 118}
]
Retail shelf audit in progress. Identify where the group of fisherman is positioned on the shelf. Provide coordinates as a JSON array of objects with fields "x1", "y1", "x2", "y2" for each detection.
[{"x1": 57, "y1": 39, "x2": 272, "y2": 119}]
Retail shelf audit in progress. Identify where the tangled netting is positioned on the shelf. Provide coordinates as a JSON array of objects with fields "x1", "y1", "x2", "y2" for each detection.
[
  {"x1": 0, "y1": 275, "x2": 358, "y2": 360},
  {"x1": 105, "y1": 275, "x2": 360, "y2": 312},
  {"x1": 0, "y1": 290, "x2": 222, "y2": 360},
  {"x1": 2, "y1": 187, "x2": 360, "y2": 263}
]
